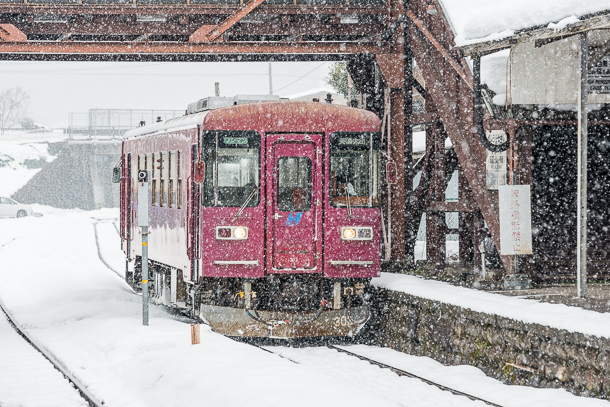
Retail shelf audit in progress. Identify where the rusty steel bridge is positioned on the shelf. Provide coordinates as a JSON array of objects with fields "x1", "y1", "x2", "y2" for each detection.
[{"x1": 2, "y1": 0, "x2": 608, "y2": 281}]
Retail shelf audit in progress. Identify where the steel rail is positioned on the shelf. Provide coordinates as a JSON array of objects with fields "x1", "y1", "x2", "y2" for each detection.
[
  {"x1": 327, "y1": 345, "x2": 503, "y2": 407},
  {"x1": 96, "y1": 220, "x2": 499, "y2": 406},
  {"x1": 93, "y1": 221, "x2": 123, "y2": 279},
  {"x1": 97, "y1": 219, "x2": 500, "y2": 406},
  {"x1": 0, "y1": 300, "x2": 105, "y2": 407}
]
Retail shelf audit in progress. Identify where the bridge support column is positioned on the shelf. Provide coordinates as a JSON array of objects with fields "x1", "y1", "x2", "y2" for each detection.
[{"x1": 375, "y1": 0, "x2": 415, "y2": 262}]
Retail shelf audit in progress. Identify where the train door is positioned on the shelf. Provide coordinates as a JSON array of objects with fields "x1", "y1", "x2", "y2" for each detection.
[{"x1": 266, "y1": 134, "x2": 323, "y2": 272}]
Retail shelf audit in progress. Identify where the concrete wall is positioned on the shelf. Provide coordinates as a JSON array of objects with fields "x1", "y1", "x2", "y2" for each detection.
[
  {"x1": 369, "y1": 288, "x2": 610, "y2": 399},
  {"x1": 12, "y1": 141, "x2": 121, "y2": 210}
]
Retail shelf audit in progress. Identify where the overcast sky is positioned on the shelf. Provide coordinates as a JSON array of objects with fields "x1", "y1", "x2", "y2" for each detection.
[{"x1": 0, "y1": 61, "x2": 335, "y2": 128}]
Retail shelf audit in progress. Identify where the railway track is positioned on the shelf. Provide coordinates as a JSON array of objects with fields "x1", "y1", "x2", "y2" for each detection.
[
  {"x1": 0, "y1": 300, "x2": 105, "y2": 407},
  {"x1": 255, "y1": 344, "x2": 502, "y2": 406},
  {"x1": 326, "y1": 345, "x2": 503, "y2": 407},
  {"x1": 93, "y1": 221, "x2": 123, "y2": 279},
  {"x1": 98, "y1": 219, "x2": 502, "y2": 407}
]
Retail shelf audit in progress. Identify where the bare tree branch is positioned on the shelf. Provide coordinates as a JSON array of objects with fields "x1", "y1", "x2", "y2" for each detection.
[{"x1": 0, "y1": 87, "x2": 29, "y2": 134}]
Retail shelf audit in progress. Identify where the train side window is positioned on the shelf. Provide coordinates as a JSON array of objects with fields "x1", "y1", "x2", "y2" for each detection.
[
  {"x1": 168, "y1": 151, "x2": 174, "y2": 207},
  {"x1": 151, "y1": 153, "x2": 157, "y2": 206},
  {"x1": 329, "y1": 132, "x2": 380, "y2": 208},
  {"x1": 159, "y1": 152, "x2": 165, "y2": 207},
  {"x1": 177, "y1": 151, "x2": 182, "y2": 209}
]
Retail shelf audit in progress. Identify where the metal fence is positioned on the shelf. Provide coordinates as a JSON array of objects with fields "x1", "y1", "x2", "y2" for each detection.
[{"x1": 67, "y1": 109, "x2": 183, "y2": 139}]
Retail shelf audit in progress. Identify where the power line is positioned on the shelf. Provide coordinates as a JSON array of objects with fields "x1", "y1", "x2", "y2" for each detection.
[{"x1": 274, "y1": 62, "x2": 327, "y2": 93}]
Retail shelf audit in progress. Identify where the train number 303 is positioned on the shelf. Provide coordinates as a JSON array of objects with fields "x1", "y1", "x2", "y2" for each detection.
[{"x1": 333, "y1": 316, "x2": 354, "y2": 327}]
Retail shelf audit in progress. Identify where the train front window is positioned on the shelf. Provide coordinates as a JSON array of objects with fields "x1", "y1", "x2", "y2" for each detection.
[
  {"x1": 277, "y1": 157, "x2": 312, "y2": 212},
  {"x1": 202, "y1": 131, "x2": 261, "y2": 207},
  {"x1": 329, "y1": 132, "x2": 380, "y2": 207}
]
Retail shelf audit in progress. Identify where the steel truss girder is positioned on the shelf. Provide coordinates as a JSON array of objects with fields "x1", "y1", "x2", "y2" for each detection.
[
  {"x1": 0, "y1": 52, "x2": 358, "y2": 61},
  {"x1": 0, "y1": 40, "x2": 387, "y2": 56},
  {"x1": 0, "y1": 4, "x2": 386, "y2": 15},
  {"x1": 12, "y1": 22, "x2": 383, "y2": 36}
]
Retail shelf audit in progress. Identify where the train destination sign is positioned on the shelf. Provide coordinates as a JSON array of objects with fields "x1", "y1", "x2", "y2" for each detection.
[
  {"x1": 338, "y1": 137, "x2": 367, "y2": 146},
  {"x1": 223, "y1": 137, "x2": 249, "y2": 145}
]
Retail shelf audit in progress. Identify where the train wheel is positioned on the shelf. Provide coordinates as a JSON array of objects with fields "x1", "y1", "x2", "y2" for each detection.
[{"x1": 16, "y1": 210, "x2": 27, "y2": 218}]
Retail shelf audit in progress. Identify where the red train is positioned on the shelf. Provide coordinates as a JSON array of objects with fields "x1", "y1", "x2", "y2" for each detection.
[{"x1": 118, "y1": 99, "x2": 382, "y2": 338}]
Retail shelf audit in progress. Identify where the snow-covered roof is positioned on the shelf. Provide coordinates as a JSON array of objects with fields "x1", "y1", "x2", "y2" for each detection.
[
  {"x1": 123, "y1": 111, "x2": 209, "y2": 139},
  {"x1": 440, "y1": 0, "x2": 610, "y2": 47}
]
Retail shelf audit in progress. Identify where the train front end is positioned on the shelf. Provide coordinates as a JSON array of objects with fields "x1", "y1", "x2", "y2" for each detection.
[{"x1": 196, "y1": 103, "x2": 381, "y2": 338}]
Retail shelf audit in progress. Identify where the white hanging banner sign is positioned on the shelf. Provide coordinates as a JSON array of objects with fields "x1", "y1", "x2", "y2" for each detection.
[
  {"x1": 499, "y1": 185, "x2": 532, "y2": 255},
  {"x1": 485, "y1": 130, "x2": 507, "y2": 190}
]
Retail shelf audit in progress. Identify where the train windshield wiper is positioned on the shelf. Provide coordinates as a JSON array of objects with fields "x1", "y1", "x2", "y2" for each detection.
[
  {"x1": 234, "y1": 187, "x2": 258, "y2": 217},
  {"x1": 345, "y1": 184, "x2": 352, "y2": 218}
]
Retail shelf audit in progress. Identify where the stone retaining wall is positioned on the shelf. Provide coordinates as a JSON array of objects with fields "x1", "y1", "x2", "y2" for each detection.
[
  {"x1": 369, "y1": 287, "x2": 610, "y2": 399},
  {"x1": 13, "y1": 142, "x2": 120, "y2": 210}
]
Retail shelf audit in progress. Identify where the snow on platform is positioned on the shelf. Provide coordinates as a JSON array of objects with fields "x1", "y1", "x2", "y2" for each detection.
[
  {"x1": 0, "y1": 312, "x2": 87, "y2": 407},
  {"x1": 373, "y1": 273, "x2": 610, "y2": 340},
  {"x1": 439, "y1": 0, "x2": 610, "y2": 46}
]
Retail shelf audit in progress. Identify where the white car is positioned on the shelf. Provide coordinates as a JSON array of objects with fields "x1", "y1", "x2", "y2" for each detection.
[{"x1": 0, "y1": 197, "x2": 33, "y2": 218}]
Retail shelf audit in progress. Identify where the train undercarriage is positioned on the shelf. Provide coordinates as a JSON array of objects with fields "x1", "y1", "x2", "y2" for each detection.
[{"x1": 130, "y1": 256, "x2": 372, "y2": 338}]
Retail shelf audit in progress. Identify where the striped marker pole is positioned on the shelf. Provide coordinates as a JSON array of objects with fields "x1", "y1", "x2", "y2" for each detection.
[
  {"x1": 137, "y1": 170, "x2": 151, "y2": 326},
  {"x1": 142, "y1": 225, "x2": 149, "y2": 326}
]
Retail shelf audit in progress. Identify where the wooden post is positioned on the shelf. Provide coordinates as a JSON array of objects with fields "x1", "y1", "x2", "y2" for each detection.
[
  {"x1": 577, "y1": 32, "x2": 588, "y2": 298},
  {"x1": 426, "y1": 121, "x2": 446, "y2": 269},
  {"x1": 458, "y1": 168, "x2": 473, "y2": 268},
  {"x1": 191, "y1": 324, "x2": 200, "y2": 345}
]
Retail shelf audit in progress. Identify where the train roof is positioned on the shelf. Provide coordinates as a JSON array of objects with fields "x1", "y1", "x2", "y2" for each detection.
[{"x1": 123, "y1": 101, "x2": 380, "y2": 139}]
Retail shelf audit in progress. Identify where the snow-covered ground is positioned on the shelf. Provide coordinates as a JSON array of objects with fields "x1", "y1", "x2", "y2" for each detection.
[
  {"x1": 271, "y1": 345, "x2": 607, "y2": 407},
  {"x1": 0, "y1": 208, "x2": 441, "y2": 407},
  {"x1": 374, "y1": 273, "x2": 610, "y2": 340},
  {"x1": 1, "y1": 207, "x2": 607, "y2": 406},
  {"x1": 0, "y1": 312, "x2": 87, "y2": 407},
  {"x1": 0, "y1": 139, "x2": 59, "y2": 197}
]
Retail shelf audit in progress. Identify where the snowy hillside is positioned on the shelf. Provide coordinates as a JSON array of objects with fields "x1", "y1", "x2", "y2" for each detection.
[{"x1": 0, "y1": 139, "x2": 59, "y2": 197}]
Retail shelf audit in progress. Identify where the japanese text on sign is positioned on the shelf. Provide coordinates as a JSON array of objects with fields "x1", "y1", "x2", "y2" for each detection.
[
  {"x1": 498, "y1": 185, "x2": 532, "y2": 255},
  {"x1": 485, "y1": 130, "x2": 507, "y2": 190}
]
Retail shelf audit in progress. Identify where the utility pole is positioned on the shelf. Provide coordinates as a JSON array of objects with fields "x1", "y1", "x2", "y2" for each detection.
[
  {"x1": 214, "y1": 82, "x2": 220, "y2": 97},
  {"x1": 577, "y1": 32, "x2": 588, "y2": 298},
  {"x1": 138, "y1": 169, "x2": 150, "y2": 325},
  {"x1": 268, "y1": 62, "x2": 273, "y2": 95}
]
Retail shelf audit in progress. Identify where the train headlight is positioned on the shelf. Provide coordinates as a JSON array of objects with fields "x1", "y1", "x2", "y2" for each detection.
[
  {"x1": 341, "y1": 227, "x2": 373, "y2": 241},
  {"x1": 233, "y1": 227, "x2": 248, "y2": 239},
  {"x1": 216, "y1": 226, "x2": 248, "y2": 240},
  {"x1": 343, "y1": 228, "x2": 356, "y2": 240}
]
